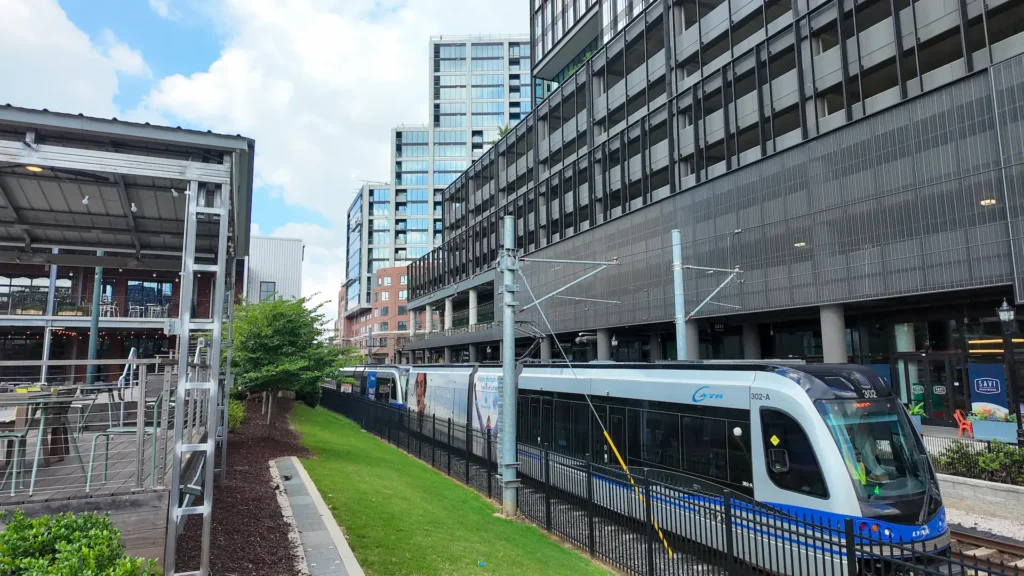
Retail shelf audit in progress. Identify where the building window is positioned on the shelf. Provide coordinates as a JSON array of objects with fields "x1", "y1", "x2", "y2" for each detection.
[
  {"x1": 400, "y1": 275, "x2": 408, "y2": 285},
  {"x1": 374, "y1": 308, "x2": 379, "y2": 317},
  {"x1": 382, "y1": 292, "x2": 390, "y2": 301},
  {"x1": 381, "y1": 306, "x2": 389, "y2": 317},
  {"x1": 398, "y1": 305, "x2": 407, "y2": 315},
  {"x1": 259, "y1": 281, "x2": 276, "y2": 302},
  {"x1": 384, "y1": 277, "x2": 392, "y2": 286},
  {"x1": 399, "y1": 290, "x2": 408, "y2": 300},
  {"x1": 374, "y1": 293, "x2": 379, "y2": 302},
  {"x1": 398, "y1": 321, "x2": 408, "y2": 331},
  {"x1": 380, "y1": 322, "x2": 389, "y2": 331}
]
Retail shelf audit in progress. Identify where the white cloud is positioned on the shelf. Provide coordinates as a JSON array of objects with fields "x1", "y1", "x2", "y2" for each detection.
[
  {"x1": 0, "y1": 0, "x2": 151, "y2": 118},
  {"x1": 148, "y1": 0, "x2": 177, "y2": 19},
  {"x1": 139, "y1": 0, "x2": 528, "y2": 224},
  {"x1": 100, "y1": 30, "x2": 153, "y2": 78}
]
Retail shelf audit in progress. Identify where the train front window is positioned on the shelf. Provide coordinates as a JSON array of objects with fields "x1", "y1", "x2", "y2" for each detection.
[{"x1": 817, "y1": 399, "x2": 930, "y2": 500}]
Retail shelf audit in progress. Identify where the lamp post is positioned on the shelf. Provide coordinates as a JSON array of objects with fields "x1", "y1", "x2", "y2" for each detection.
[{"x1": 997, "y1": 298, "x2": 1024, "y2": 445}]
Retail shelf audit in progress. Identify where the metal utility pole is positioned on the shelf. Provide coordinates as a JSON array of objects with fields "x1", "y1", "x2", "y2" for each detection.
[
  {"x1": 499, "y1": 215, "x2": 519, "y2": 516},
  {"x1": 87, "y1": 250, "x2": 104, "y2": 383},
  {"x1": 671, "y1": 230, "x2": 688, "y2": 360}
]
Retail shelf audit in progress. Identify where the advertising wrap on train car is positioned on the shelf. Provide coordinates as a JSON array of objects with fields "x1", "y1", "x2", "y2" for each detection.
[
  {"x1": 473, "y1": 373, "x2": 501, "y2": 436},
  {"x1": 409, "y1": 370, "x2": 468, "y2": 424},
  {"x1": 366, "y1": 371, "x2": 377, "y2": 400}
]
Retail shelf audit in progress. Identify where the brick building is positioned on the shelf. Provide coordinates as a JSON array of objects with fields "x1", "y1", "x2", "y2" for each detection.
[{"x1": 341, "y1": 265, "x2": 439, "y2": 363}]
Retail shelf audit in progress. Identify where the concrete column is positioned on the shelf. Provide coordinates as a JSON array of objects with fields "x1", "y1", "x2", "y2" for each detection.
[
  {"x1": 742, "y1": 323, "x2": 761, "y2": 360},
  {"x1": 468, "y1": 288, "x2": 479, "y2": 325},
  {"x1": 820, "y1": 304, "x2": 848, "y2": 364},
  {"x1": 468, "y1": 344, "x2": 478, "y2": 363},
  {"x1": 444, "y1": 297, "x2": 453, "y2": 331},
  {"x1": 425, "y1": 304, "x2": 433, "y2": 333},
  {"x1": 444, "y1": 346, "x2": 452, "y2": 364},
  {"x1": 409, "y1": 310, "x2": 417, "y2": 336},
  {"x1": 649, "y1": 334, "x2": 663, "y2": 362},
  {"x1": 597, "y1": 329, "x2": 612, "y2": 361},
  {"x1": 686, "y1": 322, "x2": 700, "y2": 360},
  {"x1": 540, "y1": 336, "x2": 553, "y2": 360}
]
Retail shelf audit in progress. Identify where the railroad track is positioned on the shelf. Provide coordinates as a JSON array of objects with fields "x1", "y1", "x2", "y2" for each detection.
[{"x1": 950, "y1": 527, "x2": 1024, "y2": 573}]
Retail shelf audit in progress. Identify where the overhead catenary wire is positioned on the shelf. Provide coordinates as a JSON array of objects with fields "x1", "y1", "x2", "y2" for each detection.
[{"x1": 517, "y1": 263, "x2": 674, "y2": 558}]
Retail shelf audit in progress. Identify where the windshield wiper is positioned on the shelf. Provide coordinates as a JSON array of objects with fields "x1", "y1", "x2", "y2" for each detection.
[{"x1": 917, "y1": 454, "x2": 938, "y2": 526}]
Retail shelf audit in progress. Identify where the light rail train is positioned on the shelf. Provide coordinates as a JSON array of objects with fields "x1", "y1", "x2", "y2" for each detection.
[{"x1": 341, "y1": 361, "x2": 948, "y2": 574}]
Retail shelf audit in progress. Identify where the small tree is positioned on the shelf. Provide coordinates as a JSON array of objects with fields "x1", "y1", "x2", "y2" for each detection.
[
  {"x1": 232, "y1": 296, "x2": 356, "y2": 426},
  {"x1": 496, "y1": 123, "x2": 513, "y2": 139}
]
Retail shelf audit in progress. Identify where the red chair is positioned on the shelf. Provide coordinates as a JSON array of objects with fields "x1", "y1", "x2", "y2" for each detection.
[{"x1": 954, "y1": 409, "x2": 973, "y2": 438}]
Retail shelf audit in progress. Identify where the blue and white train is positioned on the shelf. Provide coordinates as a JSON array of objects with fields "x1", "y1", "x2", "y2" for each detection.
[{"x1": 343, "y1": 361, "x2": 948, "y2": 574}]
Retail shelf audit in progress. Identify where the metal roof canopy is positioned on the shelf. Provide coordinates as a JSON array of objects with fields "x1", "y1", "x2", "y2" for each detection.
[{"x1": 0, "y1": 105, "x2": 255, "y2": 270}]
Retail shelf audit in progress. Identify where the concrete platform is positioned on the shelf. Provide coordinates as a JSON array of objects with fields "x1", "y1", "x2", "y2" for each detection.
[{"x1": 275, "y1": 457, "x2": 364, "y2": 576}]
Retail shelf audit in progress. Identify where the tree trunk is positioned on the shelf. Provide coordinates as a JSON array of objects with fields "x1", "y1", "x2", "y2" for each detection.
[
  {"x1": 266, "y1": 392, "x2": 274, "y2": 427},
  {"x1": 261, "y1": 391, "x2": 268, "y2": 414}
]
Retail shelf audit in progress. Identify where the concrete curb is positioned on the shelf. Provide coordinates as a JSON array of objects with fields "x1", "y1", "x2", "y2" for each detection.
[{"x1": 286, "y1": 456, "x2": 366, "y2": 576}]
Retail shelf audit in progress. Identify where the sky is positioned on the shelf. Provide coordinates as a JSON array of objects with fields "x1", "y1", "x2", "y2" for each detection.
[{"x1": 0, "y1": 0, "x2": 528, "y2": 325}]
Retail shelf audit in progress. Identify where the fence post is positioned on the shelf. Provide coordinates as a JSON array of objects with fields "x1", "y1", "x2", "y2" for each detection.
[
  {"x1": 844, "y1": 517, "x2": 858, "y2": 576},
  {"x1": 586, "y1": 453, "x2": 595, "y2": 557},
  {"x1": 723, "y1": 490, "x2": 734, "y2": 564},
  {"x1": 642, "y1": 469, "x2": 655, "y2": 576},
  {"x1": 487, "y1": 429, "x2": 493, "y2": 499},
  {"x1": 465, "y1": 426, "x2": 471, "y2": 484},
  {"x1": 431, "y1": 414, "x2": 437, "y2": 467},
  {"x1": 447, "y1": 418, "x2": 453, "y2": 476},
  {"x1": 544, "y1": 446, "x2": 552, "y2": 532}
]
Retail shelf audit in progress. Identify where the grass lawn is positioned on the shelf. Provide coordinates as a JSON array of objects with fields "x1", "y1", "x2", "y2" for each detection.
[{"x1": 291, "y1": 404, "x2": 610, "y2": 576}]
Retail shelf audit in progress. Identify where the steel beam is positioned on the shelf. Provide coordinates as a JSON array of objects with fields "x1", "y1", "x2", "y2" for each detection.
[
  {"x1": 0, "y1": 140, "x2": 231, "y2": 184},
  {"x1": 112, "y1": 173, "x2": 141, "y2": 253},
  {"x1": 0, "y1": 178, "x2": 32, "y2": 246}
]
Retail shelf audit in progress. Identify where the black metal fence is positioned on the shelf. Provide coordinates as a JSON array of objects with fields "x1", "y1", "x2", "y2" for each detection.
[
  {"x1": 321, "y1": 389, "x2": 1023, "y2": 576},
  {"x1": 923, "y1": 435, "x2": 1024, "y2": 486}
]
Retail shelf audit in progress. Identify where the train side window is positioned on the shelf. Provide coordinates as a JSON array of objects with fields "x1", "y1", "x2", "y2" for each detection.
[
  {"x1": 541, "y1": 398, "x2": 554, "y2": 447},
  {"x1": 761, "y1": 409, "x2": 828, "y2": 498},
  {"x1": 728, "y1": 420, "x2": 752, "y2": 488},
  {"x1": 642, "y1": 411, "x2": 681, "y2": 469},
  {"x1": 529, "y1": 397, "x2": 542, "y2": 444},
  {"x1": 517, "y1": 396, "x2": 530, "y2": 443},
  {"x1": 571, "y1": 402, "x2": 590, "y2": 455},
  {"x1": 682, "y1": 416, "x2": 727, "y2": 480},
  {"x1": 553, "y1": 399, "x2": 571, "y2": 452}
]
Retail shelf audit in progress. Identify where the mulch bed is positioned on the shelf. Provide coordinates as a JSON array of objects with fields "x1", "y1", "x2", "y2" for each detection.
[{"x1": 175, "y1": 396, "x2": 311, "y2": 576}]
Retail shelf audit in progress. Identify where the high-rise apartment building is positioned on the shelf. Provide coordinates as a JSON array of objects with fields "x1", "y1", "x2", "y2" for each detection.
[
  {"x1": 406, "y1": 0, "x2": 1024, "y2": 428},
  {"x1": 344, "y1": 35, "x2": 532, "y2": 324}
]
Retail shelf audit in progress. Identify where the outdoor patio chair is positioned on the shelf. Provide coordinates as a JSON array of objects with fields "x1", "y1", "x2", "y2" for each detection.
[
  {"x1": 128, "y1": 304, "x2": 143, "y2": 318},
  {"x1": 0, "y1": 403, "x2": 41, "y2": 496},
  {"x1": 954, "y1": 409, "x2": 973, "y2": 438},
  {"x1": 86, "y1": 391, "x2": 162, "y2": 492}
]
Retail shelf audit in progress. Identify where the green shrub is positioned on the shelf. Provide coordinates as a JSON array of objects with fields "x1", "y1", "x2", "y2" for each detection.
[
  {"x1": 298, "y1": 386, "x2": 322, "y2": 409},
  {"x1": 934, "y1": 439, "x2": 1024, "y2": 486},
  {"x1": 228, "y1": 399, "x2": 246, "y2": 432},
  {"x1": 0, "y1": 511, "x2": 160, "y2": 575}
]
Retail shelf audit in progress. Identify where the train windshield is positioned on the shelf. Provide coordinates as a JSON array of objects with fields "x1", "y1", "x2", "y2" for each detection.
[{"x1": 816, "y1": 399, "x2": 930, "y2": 501}]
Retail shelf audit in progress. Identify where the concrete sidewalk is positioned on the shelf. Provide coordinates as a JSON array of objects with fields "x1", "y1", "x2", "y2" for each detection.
[{"x1": 275, "y1": 457, "x2": 364, "y2": 576}]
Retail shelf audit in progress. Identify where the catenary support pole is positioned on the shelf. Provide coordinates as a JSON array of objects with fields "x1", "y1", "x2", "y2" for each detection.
[
  {"x1": 500, "y1": 215, "x2": 519, "y2": 516},
  {"x1": 87, "y1": 250, "x2": 104, "y2": 384},
  {"x1": 671, "y1": 230, "x2": 688, "y2": 360}
]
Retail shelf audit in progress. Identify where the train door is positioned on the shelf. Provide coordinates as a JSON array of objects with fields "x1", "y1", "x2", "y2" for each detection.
[
  {"x1": 529, "y1": 397, "x2": 542, "y2": 445},
  {"x1": 542, "y1": 397, "x2": 554, "y2": 447},
  {"x1": 590, "y1": 404, "x2": 609, "y2": 464},
  {"x1": 608, "y1": 406, "x2": 627, "y2": 467}
]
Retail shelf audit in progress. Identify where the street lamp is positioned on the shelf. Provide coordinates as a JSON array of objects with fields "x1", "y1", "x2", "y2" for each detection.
[{"x1": 997, "y1": 298, "x2": 1024, "y2": 445}]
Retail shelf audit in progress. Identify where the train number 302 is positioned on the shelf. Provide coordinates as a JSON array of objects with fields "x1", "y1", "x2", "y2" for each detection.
[{"x1": 750, "y1": 393, "x2": 771, "y2": 401}]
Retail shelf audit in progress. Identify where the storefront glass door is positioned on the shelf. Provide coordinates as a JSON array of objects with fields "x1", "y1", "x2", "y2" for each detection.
[{"x1": 891, "y1": 353, "x2": 969, "y2": 426}]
